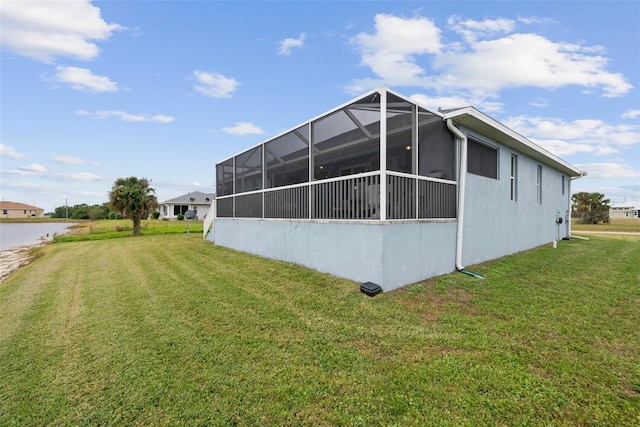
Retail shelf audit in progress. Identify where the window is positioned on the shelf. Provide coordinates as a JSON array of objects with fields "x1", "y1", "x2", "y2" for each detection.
[
  {"x1": 2, "y1": 210, "x2": 7, "y2": 215},
  {"x1": 536, "y1": 165, "x2": 542, "y2": 204},
  {"x1": 510, "y1": 154, "x2": 517, "y2": 201},
  {"x1": 561, "y1": 175, "x2": 565, "y2": 195},
  {"x1": 173, "y1": 205, "x2": 188, "y2": 216},
  {"x1": 467, "y1": 138, "x2": 498, "y2": 179}
]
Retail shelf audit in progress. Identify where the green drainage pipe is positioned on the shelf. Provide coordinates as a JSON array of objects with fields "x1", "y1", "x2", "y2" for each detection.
[{"x1": 460, "y1": 269, "x2": 486, "y2": 279}]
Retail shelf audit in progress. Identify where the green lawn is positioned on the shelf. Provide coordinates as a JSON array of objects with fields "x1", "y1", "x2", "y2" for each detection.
[
  {"x1": 1, "y1": 233, "x2": 639, "y2": 425},
  {"x1": 572, "y1": 217, "x2": 640, "y2": 233}
]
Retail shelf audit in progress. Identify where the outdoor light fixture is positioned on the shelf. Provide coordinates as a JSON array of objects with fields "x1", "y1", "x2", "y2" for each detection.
[
  {"x1": 360, "y1": 282, "x2": 382, "y2": 297},
  {"x1": 405, "y1": 145, "x2": 412, "y2": 151}
]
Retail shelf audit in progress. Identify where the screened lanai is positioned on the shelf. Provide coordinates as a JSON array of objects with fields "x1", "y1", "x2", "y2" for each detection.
[{"x1": 215, "y1": 88, "x2": 457, "y2": 221}]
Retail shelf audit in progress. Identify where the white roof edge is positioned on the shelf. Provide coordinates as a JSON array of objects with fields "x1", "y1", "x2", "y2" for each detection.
[{"x1": 444, "y1": 107, "x2": 585, "y2": 178}]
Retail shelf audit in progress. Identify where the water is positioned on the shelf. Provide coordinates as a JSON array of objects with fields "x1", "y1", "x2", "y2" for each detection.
[{"x1": 0, "y1": 223, "x2": 74, "y2": 251}]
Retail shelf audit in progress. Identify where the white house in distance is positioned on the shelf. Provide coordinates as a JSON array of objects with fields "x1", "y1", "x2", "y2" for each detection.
[
  {"x1": 159, "y1": 191, "x2": 214, "y2": 220},
  {"x1": 609, "y1": 201, "x2": 640, "y2": 219},
  {"x1": 208, "y1": 87, "x2": 585, "y2": 292},
  {"x1": 1, "y1": 201, "x2": 44, "y2": 218}
]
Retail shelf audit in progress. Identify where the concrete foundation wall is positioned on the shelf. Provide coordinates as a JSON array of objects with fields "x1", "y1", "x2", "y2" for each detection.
[{"x1": 210, "y1": 219, "x2": 456, "y2": 291}]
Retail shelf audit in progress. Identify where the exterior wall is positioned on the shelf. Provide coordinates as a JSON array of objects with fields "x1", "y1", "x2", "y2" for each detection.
[
  {"x1": 1, "y1": 208, "x2": 44, "y2": 218},
  {"x1": 460, "y1": 127, "x2": 571, "y2": 267},
  {"x1": 160, "y1": 203, "x2": 211, "y2": 220},
  {"x1": 609, "y1": 207, "x2": 639, "y2": 219},
  {"x1": 209, "y1": 218, "x2": 457, "y2": 291}
]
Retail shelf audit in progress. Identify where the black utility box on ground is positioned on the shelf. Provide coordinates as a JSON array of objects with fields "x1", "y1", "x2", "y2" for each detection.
[{"x1": 360, "y1": 282, "x2": 382, "y2": 297}]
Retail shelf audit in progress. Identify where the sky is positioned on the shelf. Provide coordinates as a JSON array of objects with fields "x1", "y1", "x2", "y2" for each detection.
[{"x1": 1, "y1": 0, "x2": 639, "y2": 213}]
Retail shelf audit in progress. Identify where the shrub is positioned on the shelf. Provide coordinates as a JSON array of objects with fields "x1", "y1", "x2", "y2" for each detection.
[
  {"x1": 151, "y1": 211, "x2": 160, "y2": 220},
  {"x1": 177, "y1": 214, "x2": 184, "y2": 220}
]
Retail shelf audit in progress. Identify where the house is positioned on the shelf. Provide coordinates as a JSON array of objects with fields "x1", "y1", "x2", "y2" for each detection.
[
  {"x1": 158, "y1": 191, "x2": 214, "y2": 220},
  {"x1": 609, "y1": 201, "x2": 640, "y2": 219},
  {"x1": 208, "y1": 87, "x2": 585, "y2": 292},
  {"x1": 0, "y1": 201, "x2": 44, "y2": 218}
]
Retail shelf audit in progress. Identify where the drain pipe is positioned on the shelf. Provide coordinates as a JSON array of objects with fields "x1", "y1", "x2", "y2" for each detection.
[
  {"x1": 446, "y1": 119, "x2": 467, "y2": 271},
  {"x1": 446, "y1": 119, "x2": 478, "y2": 276}
]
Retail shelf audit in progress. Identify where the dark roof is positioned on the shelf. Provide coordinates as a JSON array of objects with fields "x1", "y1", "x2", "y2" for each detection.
[{"x1": 160, "y1": 191, "x2": 214, "y2": 205}]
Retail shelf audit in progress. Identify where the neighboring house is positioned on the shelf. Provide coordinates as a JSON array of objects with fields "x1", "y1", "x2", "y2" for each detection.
[
  {"x1": 609, "y1": 201, "x2": 640, "y2": 219},
  {"x1": 159, "y1": 191, "x2": 214, "y2": 220},
  {"x1": 208, "y1": 87, "x2": 585, "y2": 292},
  {"x1": 0, "y1": 201, "x2": 44, "y2": 218}
]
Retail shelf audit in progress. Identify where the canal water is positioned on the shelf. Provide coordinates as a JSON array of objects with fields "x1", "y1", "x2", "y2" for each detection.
[{"x1": 0, "y1": 222, "x2": 74, "y2": 251}]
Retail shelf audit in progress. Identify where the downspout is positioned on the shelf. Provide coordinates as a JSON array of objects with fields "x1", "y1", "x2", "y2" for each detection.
[
  {"x1": 446, "y1": 119, "x2": 485, "y2": 279},
  {"x1": 446, "y1": 119, "x2": 468, "y2": 272}
]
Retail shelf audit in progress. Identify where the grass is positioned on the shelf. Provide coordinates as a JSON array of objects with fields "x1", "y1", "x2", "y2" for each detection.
[
  {"x1": 1, "y1": 233, "x2": 639, "y2": 425},
  {"x1": 572, "y1": 217, "x2": 640, "y2": 233},
  {"x1": 53, "y1": 219, "x2": 203, "y2": 242}
]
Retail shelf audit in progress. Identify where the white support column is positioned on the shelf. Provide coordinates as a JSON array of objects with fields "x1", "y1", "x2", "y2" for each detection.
[
  {"x1": 261, "y1": 145, "x2": 265, "y2": 219},
  {"x1": 308, "y1": 122, "x2": 313, "y2": 219},
  {"x1": 379, "y1": 88, "x2": 387, "y2": 221}
]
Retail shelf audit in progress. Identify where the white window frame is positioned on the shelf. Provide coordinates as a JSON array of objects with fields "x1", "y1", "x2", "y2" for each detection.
[
  {"x1": 536, "y1": 165, "x2": 543, "y2": 205},
  {"x1": 510, "y1": 154, "x2": 517, "y2": 202}
]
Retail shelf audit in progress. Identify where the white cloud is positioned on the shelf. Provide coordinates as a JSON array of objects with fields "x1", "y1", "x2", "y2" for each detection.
[
  {"x1": 76, "y1": 109, "x2": 175, "y2": 123},
  {"x1": 222, "y1": 122, "x2": 264, "y2": 135},
  {"x1": 517, "y1": 16, "x2": 557, "y2": 26},
  {"x1": 350, "y1": 14, "x2": 441, "y2": 87},
  {"x1": 530, "y1": 98, "x2": 549, "y2": 108},
  {"x1": 576, "y1": 163, "x2": 640, "y2": 179},
  {"x1": 51, "y1": 66, "x2": 118, "y2": 93},
  {"x1": 448, "y1": 16, "x2": 515, "y2": 43},
  {"x1": 193, "y1": 70, "x2": 240, "y2": 98},
  {"x1": 278, "y1": 33, "x2": 306, "y2": 56},
  {"x1": 434, "y1": 34, "x2": 632, "y2": 97},
  {"x1": 504, "y1": 115, "x2": 640, "y2": 147},
  {"x1": 20, "y1": 163, "x2": 46, "y2": 173},
  {"x1": 346, "y1": 13, "x2": 633, "y2": 101},
  {"x1": 0, "y1": 144, "x2": 26, "y2": 159},
  {"x1": 57, "y1": 172, "x2": 102, "y2": 181},
  {"x1": 622, "y1": 109, "x2": 640, "y2": 120},
  {"x1": 0, "y1": 0, "x2": 122, "y2": 62},
  {"x1": 52, "y1": 155, "x2": 85, "y2": 165}
]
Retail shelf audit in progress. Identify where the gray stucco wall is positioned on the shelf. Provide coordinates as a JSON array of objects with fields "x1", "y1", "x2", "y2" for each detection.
[
  {"x1": 209, "y1": 219, "x2": 457, "y2": 291},
  {"x1": 460, "y1": 127, "x2": 571, "y2": 267}
]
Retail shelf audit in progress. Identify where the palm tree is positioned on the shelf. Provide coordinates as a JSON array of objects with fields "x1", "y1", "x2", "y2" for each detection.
[
  {"x1": 571, "y1": 191, "x2": 610, "y2": 224},
  {"x1": 109, "y1": 177, "x2": 158, "y2": 236}
]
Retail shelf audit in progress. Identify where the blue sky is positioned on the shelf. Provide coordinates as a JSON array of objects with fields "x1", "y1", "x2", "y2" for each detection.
[{"x1": 1, "y1": 0, "x2": 639, "y2": 212}]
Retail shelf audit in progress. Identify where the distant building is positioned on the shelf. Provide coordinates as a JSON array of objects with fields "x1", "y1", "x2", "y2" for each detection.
[
  {"x1": 158, "y1": 191, "x2": 214, "y2": 220},
  {"x1": 609, "y1": 201, "x2": 640, "y2": 219},
  {"x1": 0, "y1": 201, "x2": 44, "y2": 218}
]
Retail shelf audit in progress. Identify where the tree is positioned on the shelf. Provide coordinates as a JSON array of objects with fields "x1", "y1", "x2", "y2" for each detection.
[
  {"x1": 109, "y1": 177, "x2": 158, "y2": 236},
  {"x1": 572, "y1": 192, "x2": 610, "y2": 224}
]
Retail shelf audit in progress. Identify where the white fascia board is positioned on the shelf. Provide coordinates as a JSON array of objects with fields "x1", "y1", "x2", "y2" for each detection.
[{"x1": 444, "y1": 107, "x2": 585, "y2": 178}]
